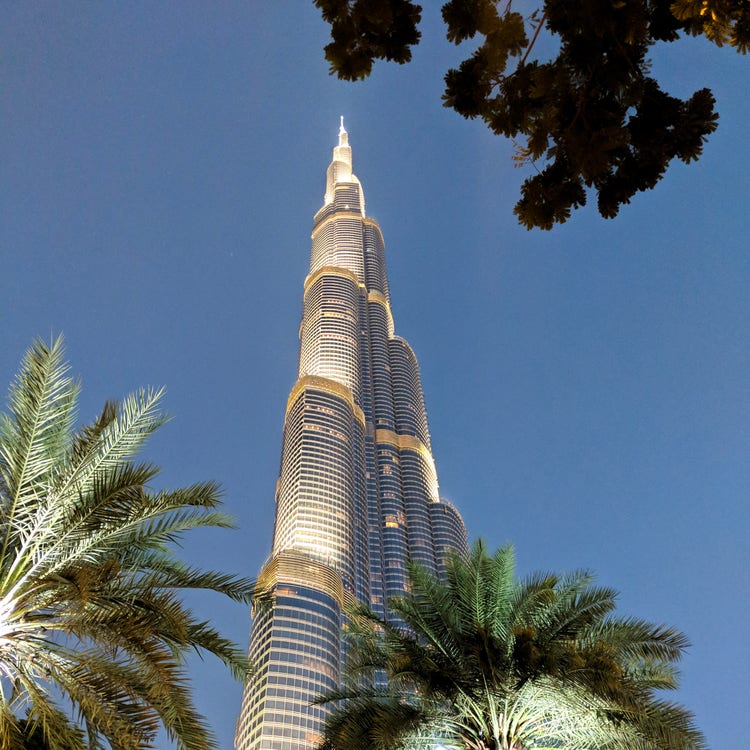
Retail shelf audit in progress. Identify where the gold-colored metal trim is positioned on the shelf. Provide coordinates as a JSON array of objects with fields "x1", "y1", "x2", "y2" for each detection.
[
  {"x1": 304, "y1": 265, "x2": 359, "y2": 293},
  {"x1": 375, "y1": 428, "x2": 436, "y2": 472},
  {"x1": 362, "y1": 217, "x2": 384, "y2": 238},
  {"x1": 257, "y1": 550, "x2": 345, "y2": 609},
  {"x1": 286, "y1": 374, "x2": 366, "y2": 428},
  {"x1": 367, "y1": 290, "x2": 395, "y2": 335},
  {"x1": 311, "y1": 211, "x2": 364, "y2": 235}
]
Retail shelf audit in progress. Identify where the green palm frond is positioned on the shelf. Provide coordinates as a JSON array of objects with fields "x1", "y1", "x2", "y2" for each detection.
[
  {"x1": 586, "y1": 617, "x2": 691, "y2": 662},
  {"x1": 317, "y1": 687, "x2": 431, "y2": 750},
  {"x1": 532, "y1": 574, "x2": 617, "y2": 637},
  {"x1": 320, "y1": 540, "x2": 705, "y2": 750},
  {"x1": 56, "y1": 387, "x2": 166, "y2": 498},
  {"x1": 0, "y1": 337, "x2": 77, "y2": 577},
  {"x1": 0, "y1": 338, "x2": 255, "y2": 750}
]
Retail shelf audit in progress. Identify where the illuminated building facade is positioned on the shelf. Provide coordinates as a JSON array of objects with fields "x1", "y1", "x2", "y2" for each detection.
[{"x1": 235, "y1": 121, "x2": 468, "y2": 750}]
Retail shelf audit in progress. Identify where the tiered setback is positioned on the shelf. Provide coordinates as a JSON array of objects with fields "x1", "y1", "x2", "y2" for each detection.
[{"x1": 235, "y1": 124, "x2": 468, "y2": 750}]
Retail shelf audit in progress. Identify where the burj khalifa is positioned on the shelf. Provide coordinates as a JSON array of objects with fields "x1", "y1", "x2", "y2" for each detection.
[{"x1": 235, "y1": 121, "x2": 468, "y2": 750}]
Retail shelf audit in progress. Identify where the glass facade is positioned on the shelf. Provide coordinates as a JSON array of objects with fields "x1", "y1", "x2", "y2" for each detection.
[{"x1": 235, "y1": 123, "x2": 468, "y2": 750}]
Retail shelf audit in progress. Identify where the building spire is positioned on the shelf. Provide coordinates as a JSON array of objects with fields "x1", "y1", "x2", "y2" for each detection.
[
  {"x1": 324, "y1": 116, "x2": 363, "y2": 212},
  {"x1": 338, "y1": 115, "x2": 349, "y2": 146}
]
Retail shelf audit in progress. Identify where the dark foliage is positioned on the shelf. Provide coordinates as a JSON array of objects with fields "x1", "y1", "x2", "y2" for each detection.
[
  {"x1": 313, "y1": 0, "x2": 748, "y2": 229},
  {"x1": 315, "y1": 0, "x2": 422, "y2": 80}
]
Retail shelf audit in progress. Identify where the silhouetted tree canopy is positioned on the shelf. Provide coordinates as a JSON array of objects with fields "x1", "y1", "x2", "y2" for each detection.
[{"x1": 313, "y1": 0, "x2": 749, "y2": 229}]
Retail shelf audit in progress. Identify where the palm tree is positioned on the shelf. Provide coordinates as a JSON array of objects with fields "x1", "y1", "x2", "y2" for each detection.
[
  {"x1": 319, "y1": 541, "x2": 705, "y2": 750},
  {"x1": 0, "y1": 337, "x2": 255, "y2": 750}
]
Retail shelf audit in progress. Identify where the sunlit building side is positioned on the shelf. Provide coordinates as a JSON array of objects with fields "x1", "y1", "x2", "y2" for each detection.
[{"x1": 235, "y1": 122, "x2": 468, "y2": 750}]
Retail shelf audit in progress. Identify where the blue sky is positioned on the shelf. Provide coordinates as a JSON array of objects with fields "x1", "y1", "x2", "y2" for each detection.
[{"x1": 2, "y1": 3, "x2": 748, "y2": 749}]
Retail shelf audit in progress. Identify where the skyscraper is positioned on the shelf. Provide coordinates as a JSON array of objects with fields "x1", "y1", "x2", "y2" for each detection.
[{"x1": 235, "y1": 122, "x2": 468, "y2": 750}]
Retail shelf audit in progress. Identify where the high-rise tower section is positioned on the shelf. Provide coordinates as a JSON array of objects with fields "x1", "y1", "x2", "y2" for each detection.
[{"x1": 235, "y1": 122, "x2": 468, "y2": 750}]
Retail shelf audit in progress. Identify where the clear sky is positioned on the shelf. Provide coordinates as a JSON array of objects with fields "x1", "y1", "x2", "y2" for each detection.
[{"x1": 2, "y1": 3, "x2": 748, "y2": 749}]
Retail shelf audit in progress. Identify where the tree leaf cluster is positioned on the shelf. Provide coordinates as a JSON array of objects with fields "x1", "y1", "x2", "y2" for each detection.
[
  {"x1": 312, "y1": 0, "x2": 745, "y2": 229},
  {"x1": 672, "y1": 0, "x2": 750, "y2": 52},
  {"x1": 314, "y1": 0, "x2": 422, "y2": 80},
  {"x1": 0, "y1": 337, "x2": 255, "y2": 750},
  {"x1": 318, "y1": 541, "x2": 705, "y2": 750}
]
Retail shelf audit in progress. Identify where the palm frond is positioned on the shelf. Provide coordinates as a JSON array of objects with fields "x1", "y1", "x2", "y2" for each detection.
[
  {"x1": 588, "y1": 617, "x2": 691, "y2": 662},
  {"x1": 318, "y1": 689, "x2": 430, "y2": 750},
  {"x1": 320, "y1": 539, "x2": 705, "y2": 750},
  {"x1": 0, "y1": 336, "x2": 77, "y2": 582},
  {"x1": 0, "y1": 338, "x2": 255, "y2": 749}
]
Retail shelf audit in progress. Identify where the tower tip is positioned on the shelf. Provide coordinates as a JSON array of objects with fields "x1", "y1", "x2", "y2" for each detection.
[{"x1": 338, "y1": 116, "x2": 348, "y2": 146}]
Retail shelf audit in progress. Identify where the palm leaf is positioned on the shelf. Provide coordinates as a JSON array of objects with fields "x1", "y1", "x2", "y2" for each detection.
[
  {"x1": 320, "y1": 539, "x2": 705, "y2": 750},
  {"x1": 0, "y1": 338, "x2": 256, "y2": 749},
  {"x1": 0, "y1": 336, "x2": 77, "y2": 583}
]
